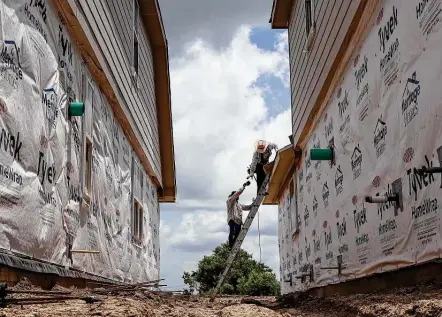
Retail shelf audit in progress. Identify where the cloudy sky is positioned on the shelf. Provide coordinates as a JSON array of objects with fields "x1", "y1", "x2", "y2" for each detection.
[{"x1": 157, "y1": 0, "x2": 291, "y2": 291}]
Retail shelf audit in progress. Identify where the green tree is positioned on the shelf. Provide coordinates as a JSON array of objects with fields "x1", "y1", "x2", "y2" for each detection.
[
  {"x1": 182, "y1": 271, "x2": 199, "y2": 293},
  {"x1": 182, "y1": 242, "x2": 280, "y2": 296},
  {"x1": 237, "y1": 269, "x2": 280, "y2": 296}
]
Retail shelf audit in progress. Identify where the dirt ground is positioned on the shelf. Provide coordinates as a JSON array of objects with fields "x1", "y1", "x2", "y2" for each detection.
[{"x1": 1, "y1": 278, "x2": 442, "y2": 316}]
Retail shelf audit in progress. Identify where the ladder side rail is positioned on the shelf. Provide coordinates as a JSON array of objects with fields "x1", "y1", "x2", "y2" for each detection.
[{"x1": 210, "y1": 173, "x2": 271, "y2": 301}]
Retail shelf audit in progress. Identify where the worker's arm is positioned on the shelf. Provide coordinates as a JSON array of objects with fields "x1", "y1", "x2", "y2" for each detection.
[
  {"x1": 227, "y1": 181, "x2": 251, "y2": 207},
  {"x1": 227, "y1": 186, "x2": 245, "y2": 207},
  {"x1": 241, "y1": 203, "x2": 253, "y2": 211},
  {"x1": 248, "y1": 152, "x2": 259, "y2": 176}
]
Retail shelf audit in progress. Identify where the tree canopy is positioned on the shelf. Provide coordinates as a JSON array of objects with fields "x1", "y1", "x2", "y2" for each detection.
[{"x1": 182, "y1": 242, "x2": 280, "y2": 296}]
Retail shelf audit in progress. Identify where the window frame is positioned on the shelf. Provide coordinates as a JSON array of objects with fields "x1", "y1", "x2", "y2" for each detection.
[
  {"x1": 132, "y1": 0, "x2": 140, "y2": 87},
  {"x1": 83, "y1": 136, "x2": 93, "y2": 198},
  {"x1": 291, "y1": 174, "x2": 300, "y2": 239},
  {"x1": 132, "y1": 198, "x2": 143, "y2": 245},
  {"x1": 304, "y1": 0, "x2": 316, "y2": 52},
  {"x1": 130, "y1": 155, "x2": 144, "y2": 246},
  {"x1": 81, "y1": 75, "x2": 94, "y2": 203}
]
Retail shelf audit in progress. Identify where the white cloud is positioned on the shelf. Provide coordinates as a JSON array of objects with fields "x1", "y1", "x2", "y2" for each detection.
[
  {"x1": 160, "y1": 26, "x2": 289, "y2": 287},
  {"x1": 159, "y1": 0, "x2": 272, "y2": 54}
]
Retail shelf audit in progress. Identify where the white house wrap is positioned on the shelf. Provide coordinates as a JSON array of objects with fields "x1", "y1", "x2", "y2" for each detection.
[
  {"x1": 278, "y1": 0, "x2": 442, "y2": 294},
  {"x1": 0, "y1": 0, "x2": 160, "y2": 283}
]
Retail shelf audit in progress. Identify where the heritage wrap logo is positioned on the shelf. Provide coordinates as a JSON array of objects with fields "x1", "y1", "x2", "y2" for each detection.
[
  {"x1": 305, "y1": 152, "x2": 312, "y2": 193},
  {"x1": 374, "y1": 116, "x2": 387, "y2": 158},
  {"x1": 416, "y1": 0, "x2": 429, "y2": 20},
  {"x1": 324, "y1": 116, "x2": 333, "y2": 140},
  {"x1": 351, "y1": 144, "x2": 363, "y2": 179},
  {"x1": 298, "y1": 249, "x2": 303, "y2": 264},
  {"x1": 0, "y1": 40, "x2": 23, "y2": 90},
  {"x1": 122, "y1": 141, "x2": 130, "y2": 167},
  {"x1": 298, "y1": 169, "x2": 304, "y2": 202},
  {"x1": 304, "y1": 205, "x2": 309, "y2": 227},
  {"x1": 313, "y1": 138, "x2": 322, "y2": 180},
  {"x1": 42, "y1": 88, "x2": 59, "y2": 129},
  {"x1": 313, "y1": 195, "x2": 318, "y2": 218},
  {"x1": 313, "y1": 230, "x2": 320, "y2": 253},
  {"x1": 92, "y1": 148, "x2": 99, "y2": 174},
  {"x1": 401, "y1": 71, "x2": 420, "y2": 127},
  {"x1": 322, "y1": 182, "x2": 329, "y2": 208},
  {"x1": 304, "y1": 236, "x2": 311, "y2": 260},
  {"x1": 105, "y1": 160, "x2": 113, "y2": 185},
  {"x1": 334, "y1": 165, "x2": 344, "y2": 195},
  {"x1": 415, "y1": 0, "x2": 441, "y2": 38}
]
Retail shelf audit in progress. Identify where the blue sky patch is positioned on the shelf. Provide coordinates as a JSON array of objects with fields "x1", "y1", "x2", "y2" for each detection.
[{"x1": 250, "y1": 27, "x2": 286, "y2": 51}]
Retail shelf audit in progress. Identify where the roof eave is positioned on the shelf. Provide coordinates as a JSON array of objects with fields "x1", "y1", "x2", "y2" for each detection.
[
  {"x1": 139, "y1": 0, "x2": 176, "y2": 203},
  {"x1": 269, "y1": 0, "x2": 295, "y2": 29},
  {"x1": 263, "y1": 145, "x2": 296, "y2": 205}
]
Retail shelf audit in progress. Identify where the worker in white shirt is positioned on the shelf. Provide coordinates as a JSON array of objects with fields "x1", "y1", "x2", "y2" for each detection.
[
  {"x1": 226, "y1": 181, "x2": 252, "y2": 248},
  {"x1": 248, "y1": 140, "x2": 278, "y2": 195}
]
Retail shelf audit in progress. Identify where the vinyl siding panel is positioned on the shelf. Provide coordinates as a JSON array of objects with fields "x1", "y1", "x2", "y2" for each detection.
[
  {"x1": 77, "y1": 0, "x2": 162, "y2": 182},
  {"x1": 289, "y1": 0, "x2": 361, "y2": 144}
]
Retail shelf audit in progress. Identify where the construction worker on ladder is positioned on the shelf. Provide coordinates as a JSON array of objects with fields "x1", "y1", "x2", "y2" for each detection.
[
  {"x1": 226, "y1": 181, "x2": 252, "y2": 248},
  {"x1": 248, "y1": 140, "x2": 278, "y2": 194}
]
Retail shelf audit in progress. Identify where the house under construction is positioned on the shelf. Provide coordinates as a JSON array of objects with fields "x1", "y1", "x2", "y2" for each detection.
[
  {"x1": 0, "y1": 0, "x2": 175, "y2": 287},
  {"x1": 266, "y1": 0, "x2": 442, "y2": 295}
]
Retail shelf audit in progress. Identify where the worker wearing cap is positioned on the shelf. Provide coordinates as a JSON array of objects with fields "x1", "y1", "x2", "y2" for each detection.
[
  {"x1": 248, "y1": 140, "x2": 278, "y2": 194},
  {"x1": 226, "y1": 181, "x2": 252, "y2": 248}
]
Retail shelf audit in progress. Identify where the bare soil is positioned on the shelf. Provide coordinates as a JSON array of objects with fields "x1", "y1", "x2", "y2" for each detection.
[{"x1": 1, "y1": 278, "x2": 442, "y2": 316}]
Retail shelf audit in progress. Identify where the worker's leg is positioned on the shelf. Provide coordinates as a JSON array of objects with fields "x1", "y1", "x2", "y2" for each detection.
[
  {"x1": 228, "y1": 220, "x2": 235, "y2": 248},
  {"x1": 256, "y1": 163, "x2": 266, "y2": 194},
  {"x1": 232, "y1": 222, "x2": 242, "y2": 246}
]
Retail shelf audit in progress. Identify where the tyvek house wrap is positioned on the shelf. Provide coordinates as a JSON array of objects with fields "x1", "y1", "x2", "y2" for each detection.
[
  {"x1": 0, "y1": 0, "x2": 160, "y2": 282},
  {"x1": 279, "y1": 0, "x2": 442, "y2": 294}
]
